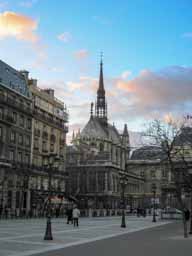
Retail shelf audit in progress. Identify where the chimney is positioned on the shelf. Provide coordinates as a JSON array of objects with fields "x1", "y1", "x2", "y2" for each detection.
[
  {"x1": 43, "y1": 89, "x2": 54, "y2": 98},
  {"x1": 28, "y1": 78, "x2": 37, "y2": 87},
  {"x1": 20, "y1": 70, "x2": 29, "y2": 82}
]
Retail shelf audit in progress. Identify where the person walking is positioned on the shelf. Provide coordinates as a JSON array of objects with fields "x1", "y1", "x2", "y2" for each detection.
[
  {"x1": 66, "y1": 207, "x2": 73, "y2": 224},
  {"x1": 72, "y1": 206, "x2": 80, "y2": 227}
]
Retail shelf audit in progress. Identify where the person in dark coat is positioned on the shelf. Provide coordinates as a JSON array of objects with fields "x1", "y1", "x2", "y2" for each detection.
[
  {"x1": 66, "y1": 208, "x2": 73, "y2": 224},
  {"x1": 184, "y1": 208, "x2": 190, "y2": 221}
]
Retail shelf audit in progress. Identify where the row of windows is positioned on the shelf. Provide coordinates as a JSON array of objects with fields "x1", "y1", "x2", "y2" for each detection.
[
  {"x1": 140, "y1": 169, "x2": 168, "y2": 179},
  {"x1": 9, "y1": 130, "x2": 31, "y2": 146},
  {"x1": 34, "y1": 138, "x2": 63, "y2": 151},
  {"x1": 0, "y1": 107, "x2": 32, "y2": 129},
  {"x1": 9, "y1": 150, "x2": 30, "y2": 163}
]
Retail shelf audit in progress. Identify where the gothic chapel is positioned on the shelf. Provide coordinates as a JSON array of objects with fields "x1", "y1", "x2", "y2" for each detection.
[{"x1": 66, "y1": 59, "x2": 143, "y2": 214}]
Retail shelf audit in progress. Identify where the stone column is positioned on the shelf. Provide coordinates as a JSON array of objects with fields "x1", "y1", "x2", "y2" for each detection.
[
  {"x1": 96, "y1": 172, "x2": 98, "y2": 193},
  {"x1": 104, "y1": 172, "x2": 108, "y2": 192}
]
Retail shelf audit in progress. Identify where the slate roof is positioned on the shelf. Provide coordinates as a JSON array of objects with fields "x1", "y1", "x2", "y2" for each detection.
[
  {"x1": 80, "y1": 116, "x2": 121, "y2": 144},
  {"x1": 131, "y1": 146, "x2": 164, "y2": 160},
  {"x1": 174, "y1": 127, "x2": 192, "y2": 146},
  {"x1": 0, "y1": 59, "x2": 30, "y2": 97}
]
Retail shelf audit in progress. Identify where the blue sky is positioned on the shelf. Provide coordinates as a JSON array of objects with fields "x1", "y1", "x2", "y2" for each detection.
[{"x1": 0, "y1": 0, "x2": 192, "y2": 139}]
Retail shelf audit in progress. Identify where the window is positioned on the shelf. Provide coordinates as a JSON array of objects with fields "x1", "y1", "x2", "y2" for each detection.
[
  {"x1": 18, "y1": 152, "x2": 22, "y2": 162},
  {"x1": 50, "y1": 144, "x2": 54, "y2": 152},
  {"x1": 42, "y1": 141, "x2": 48, "y2": 152},
  {"x1": 0, "y1": 126, "x2": 2, "y2": 138},
  {"x1": 34, "y1": 138, "x2": 39, "y2": 149},
  {"x1": 19, "y1": 115, "x2": 24, "y2": 127},
  {"x1": 25, "y1": 154, "x2": 30, "y2": 164},
  {"x1": 18, "y1": 134, "x2": 23, "y2": 145},
  {"x1": 25, "y1": 135, "x2": 30, "y2": 147},
  {"x1": 27, "y1": 119, "x2": 31, "y2": 129},
  {"x1": 99, "y1": 143, "x2": 104, "y2": 152},
  {"x1": 0, "y1": 107, "x2": 3, "y2": 118},
  {"x1": 10, "y1": 131, "x2": 16, "y2": 143},
  {"x1": 151, "y1": 170, "x2": 156, "y2": 179},
  {"x1": 162, "y1": 167, "x2": 167, "y2": 178},
  {"x1": 13, "y1": 112, "x2": 17, "y2": 123},
  {"x1": 9, "y1": 150, "x2": 14, "y2": 161}
]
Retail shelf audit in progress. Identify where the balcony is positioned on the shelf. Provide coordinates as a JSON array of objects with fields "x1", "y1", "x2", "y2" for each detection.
[
  {"x1": 0, "y1": 95, "x2": 32, "y2": 115},
  {"x1": 0, "y1": 113, "x2": 14, "y2": 125},
  {"x1": 33, "y1": 109, "x2": 68, "y2": 131}
]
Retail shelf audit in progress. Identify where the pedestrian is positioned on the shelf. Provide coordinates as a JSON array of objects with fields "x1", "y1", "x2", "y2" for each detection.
[
  {"x1": 66, "y1": 207, "x2": 73, "y2": 224},
  {"x1": 56, "y1": 207, "x2": 60, "y2": 218},
  {"x1": 183, "y1": 207, "x2": 190, "y2": 222},
  {"x1": 72, "y1": 206, "x2": 80, "y2": 227}
]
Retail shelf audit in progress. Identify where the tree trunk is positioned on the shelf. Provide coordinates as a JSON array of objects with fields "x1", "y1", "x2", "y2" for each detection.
[{"x1": 176, "y1": 190, "x2": 188, "y2": 238}]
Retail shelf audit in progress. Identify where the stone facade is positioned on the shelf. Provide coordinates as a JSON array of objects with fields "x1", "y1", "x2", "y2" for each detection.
[
  {"x1": 0, "y1": 60, "x2": 33, "y2": 216},
  {"x1": 0, "y1": 60, "x2": 69, "y2": 217},
  {"x1": 66, "y1": 60, "x2": 144, "y2": 215}
]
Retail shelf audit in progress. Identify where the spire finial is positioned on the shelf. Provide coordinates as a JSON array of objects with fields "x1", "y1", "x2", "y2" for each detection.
[
  {"x1": 100, "y1": 51, "x2": 103, "y2": 65},
  {"x1": 90, "y1": 102, "x2": 94, "y2": 118}
]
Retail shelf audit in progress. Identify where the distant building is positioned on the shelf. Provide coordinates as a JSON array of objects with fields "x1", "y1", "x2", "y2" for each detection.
[
  {"x1": 128, "y1": 146, "x2": 170, "y2": 208},
  {"x1": 66, "y1": 60, "x2": 143, "y2": 215}
]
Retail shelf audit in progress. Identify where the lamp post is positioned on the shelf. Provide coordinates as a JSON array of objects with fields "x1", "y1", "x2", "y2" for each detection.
[
  {"x1": 151, "y1": 183, "x2": 157, "y2": 223},
  {"x1": 44, "y1": 154, "x2": 60, "y2": 241},
  {"x1": 119, "y1": 175, "x2": 128, "y2": 228}
]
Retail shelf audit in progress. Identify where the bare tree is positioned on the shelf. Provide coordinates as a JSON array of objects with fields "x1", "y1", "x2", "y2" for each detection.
[{"x1": 144, "y1": 118, "x2": 192, "y2": 238}]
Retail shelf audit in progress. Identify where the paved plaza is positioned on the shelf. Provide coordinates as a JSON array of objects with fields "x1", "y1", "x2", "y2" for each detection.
[{"x1": 0, "y1": 216, "x2": 170, "y2": 256}]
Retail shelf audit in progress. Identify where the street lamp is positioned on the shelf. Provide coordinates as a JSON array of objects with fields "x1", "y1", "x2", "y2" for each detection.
[
  {"x1": 44, "y1": 154, "x2": 60, "y2": 241},
  {"x1": 151, "y1": 183, "x2": 157, "y2": 223},
  {"x1": 119, "y1": 174, "x2": 128, "y2": 228}
]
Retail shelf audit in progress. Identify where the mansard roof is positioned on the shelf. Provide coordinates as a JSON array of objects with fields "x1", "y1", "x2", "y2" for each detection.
[
  {"x1": 0, "y1": 59, "x2": 30, "y2": 97},
  {"x1": 174, "y1": 127, "x2": 192, "y2": 146},
  {"x1": 131, "y1": 146, "x2": 164, "y2": 160}
]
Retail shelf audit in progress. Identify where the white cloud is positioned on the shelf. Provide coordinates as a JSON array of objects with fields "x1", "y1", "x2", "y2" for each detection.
[
  {"x1": 121, "y1": 70, "x2": 132, "y2": 79},
  {"x1": 19, "y1": 0, "x2": 39, "y2": 8},
  {"x1": 57, "y1": 32, "x2": 72, "y2": 43}
]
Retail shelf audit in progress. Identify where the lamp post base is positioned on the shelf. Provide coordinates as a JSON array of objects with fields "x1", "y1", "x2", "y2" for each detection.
[
  {"x1": 44, "y1": 216, "x2": 53, "y2": 240},
  {"x1": 121, "y1": 211, "x2": 126, "y2": 228}
]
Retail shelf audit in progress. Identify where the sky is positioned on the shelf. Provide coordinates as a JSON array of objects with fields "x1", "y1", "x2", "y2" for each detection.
[{"x1": 0, "y1": 0, "x2": 192, "y2": 142}]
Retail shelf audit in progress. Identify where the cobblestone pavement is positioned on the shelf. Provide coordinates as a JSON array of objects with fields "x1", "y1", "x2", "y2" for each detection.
[{"x1": 0, "y1": 216, "x2": 170, "y2": 256}]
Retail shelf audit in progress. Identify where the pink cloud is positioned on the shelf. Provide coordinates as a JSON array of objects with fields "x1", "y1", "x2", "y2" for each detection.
[
  {"x1": 74, "y1": 49, "x2": 89, "y2": 59},
  {"x1": 0, "y1": 11, "x2": 39, "y2": 42}
]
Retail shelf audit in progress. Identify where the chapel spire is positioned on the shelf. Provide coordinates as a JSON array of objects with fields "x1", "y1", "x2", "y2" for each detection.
[
  {"x1": 97, "y1": 53, "x2": 105, "y2": 96},
  {"x1": 95, "y1": 52, "x2": 107, "y2": 122}
]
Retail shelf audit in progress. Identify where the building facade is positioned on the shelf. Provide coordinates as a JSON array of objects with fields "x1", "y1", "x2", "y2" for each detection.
[
  {"x1": 66, "y1": 60, "x2": 144, "y2": 215},
  {"x1": 0, "y1": 60, "x2": 69, "y2": 217},
  {"x1": 0, "y1": 60, "x2": 33, "y2": 216}
]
